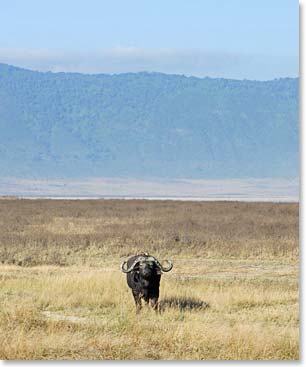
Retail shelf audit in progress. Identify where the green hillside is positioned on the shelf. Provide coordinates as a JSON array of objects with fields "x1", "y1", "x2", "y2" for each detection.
[{"x1": 0, "y1": 63, "x2": 299, "y2": 179}]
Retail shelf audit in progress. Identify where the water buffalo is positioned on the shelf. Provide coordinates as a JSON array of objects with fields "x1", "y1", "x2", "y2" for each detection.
[{"x1": 120, "y1": 252, "x2": 173, "y2": 312}]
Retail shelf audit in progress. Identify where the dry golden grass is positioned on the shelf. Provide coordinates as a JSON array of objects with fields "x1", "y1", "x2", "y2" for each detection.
[
  {"x1": 0, "y1": 261, "x2": 298, "y2": 360},
  {"x1": 0, "y1": 198, "x2": 299, "y2": 265},
  {"x1": 0, "y1": 198, "x2": 299, "y2": 360}
]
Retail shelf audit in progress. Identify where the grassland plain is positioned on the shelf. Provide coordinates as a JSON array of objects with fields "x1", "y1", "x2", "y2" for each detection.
[{"x1": 0, "y1": 198, "x2": 299, "y2": 360}]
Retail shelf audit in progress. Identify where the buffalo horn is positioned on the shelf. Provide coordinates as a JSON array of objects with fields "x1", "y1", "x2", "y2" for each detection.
[
  {"x1": 120, "y1": 259, "x2": 139, "y2": 273},
  {"x1": 153, "y1": 257, "x2": 173, "y2": 272}
]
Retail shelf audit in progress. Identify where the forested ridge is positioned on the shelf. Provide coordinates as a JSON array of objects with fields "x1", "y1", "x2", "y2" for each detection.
[{"x1": 0, "y1": 63, "x2": 298, "y2": 178}]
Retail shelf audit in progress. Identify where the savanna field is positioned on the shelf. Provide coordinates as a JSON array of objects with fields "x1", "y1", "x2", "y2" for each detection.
[{"x1": 0, "y1": 198, "x2": 299, "y2": 360}]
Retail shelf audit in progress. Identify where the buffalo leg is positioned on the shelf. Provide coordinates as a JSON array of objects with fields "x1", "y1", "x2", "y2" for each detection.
[
  {"x1": 132, "y1": 290, "x2": 142, "y2": 312},
  {"x1": 150, "y1": 297, "x2": 159, "y2": 312},
  {"x1": 143, "y1": 295, "x2": 150, "y2": 306}
]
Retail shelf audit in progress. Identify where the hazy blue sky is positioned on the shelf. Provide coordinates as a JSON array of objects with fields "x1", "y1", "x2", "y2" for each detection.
[{"x1": 0, "y1": 0, "x2": 299, "y2": 79}]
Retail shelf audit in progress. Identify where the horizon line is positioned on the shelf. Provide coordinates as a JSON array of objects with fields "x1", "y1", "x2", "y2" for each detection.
[{"x1": 0, "y1": 62, "x2": 299, "y2": 83}]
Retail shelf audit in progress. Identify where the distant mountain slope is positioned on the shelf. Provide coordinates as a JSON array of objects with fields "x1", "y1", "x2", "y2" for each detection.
[{"x1": 0, "y1": 63, "x2": 298, "y2": 179}]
